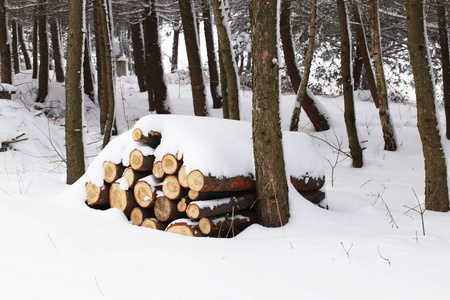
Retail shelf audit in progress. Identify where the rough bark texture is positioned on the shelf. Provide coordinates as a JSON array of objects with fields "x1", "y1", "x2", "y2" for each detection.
[
  {"x1": 290, "y1": 0, "x2": 317, "y2": 131},
  {"x1": 65, "y1": 0, "x2": 85, "y2": 184},
  {"x1": 337, "y1": 0, "x2": 363, "y2": 168},
  {"x1": 437, "y1": 3, "x2": 450, "y2": 140},
  {"x1": 37, "y1": 0, "x2": 49, "y2": 103},
  {"x1": 406, "y1": 0, "x2": 449, "y2": 212},
  {"x1": 12, "y1": 20, "x2": 20, "y2": 74},
  {"x1": 290, "y1": 175, "x2": 325, "y2": 192},
  {"x1": 154, "y1": 196, "x2": 185, "y2": 222},
  {"x1": 351, "y1": 2, "x2": 379, "y2": 108},
  {"x1": 199, "y1": 210, "x2": 255, "y2": 237},
  {"x1": 50, "y1": 19, "x2": 64, "y2": 83},
  {"x1": 280, "y1": 0, "x2": 329, "y2": 132},
  {"x1": 369, "y1": 0, "x2": 397, "y2": 151},
  {"x1": 218, "y1": 46, "x2": 229, "y2": 118},
  {"x1": 83, "y1": 32, "x2": 95, "y2": 102},
  {"x1": 352, "y1": 37, "x2": 363, "y2": 90},
  {"x1": 131, "y1": 22, "x2": 147, "y2": 92},
  {"x1": 251, "y1": 0, "x2": 290, "y2": 227},
  {"x1": 18, "y1": 23, "x2": 32, "y2": 70},
  {"x1": 171, "y1": 19, "x2": 180, "y2": 73},
  {"x1": 0, "y1": 0, "x2": 11, "y2": 86},
  {"x1": 202, "y1": 0, "x2": 222, "y2": 109},
  {"x1": 187, "y1": 170, "x2": 255, "y2": 193},
  {"x1": 186, "y1": 193, "x2": 256, "y2": 219},
  {"x1": 211, "y1": 0, "x2": 240, "y2": 119},
  {"x1": 145, "y1": 1, "x2": 170, "y2": 114},
  {"x1": 94, "y1": 0, "x2": 107, "y2": 131},
  {"x1": 179, "y1": 0, "x2": 208, "y2": 116}
]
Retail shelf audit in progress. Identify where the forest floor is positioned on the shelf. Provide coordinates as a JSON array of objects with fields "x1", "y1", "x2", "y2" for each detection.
[{"x1": 1, "y1": 71, "x2": 449, "y2": 299}]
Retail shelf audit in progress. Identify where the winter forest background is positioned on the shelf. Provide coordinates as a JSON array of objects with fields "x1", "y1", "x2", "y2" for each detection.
[{"x1": 1, "y1": 0, "x2": 450, "y2": 299}]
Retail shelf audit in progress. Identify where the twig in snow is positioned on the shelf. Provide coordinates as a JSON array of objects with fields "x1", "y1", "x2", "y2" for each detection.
[
  {"x1": 95, "y1": 277, "x2": 105, "y2": 296},
  {"x1": 373, "y1": 187, "x2": 398, "y2": 229},
  {"x1": 47, "y1": 234, "x2": 57, "y2": 250},
  {"x1": 403, "y1": 188, "x2": 426, "y2": 236},
  {"x1": 341, "y1": 242, "x2": 353, "y2": 258},
  {"x1": 377, "y1": 244, "x2": 391, "y2": 266}
]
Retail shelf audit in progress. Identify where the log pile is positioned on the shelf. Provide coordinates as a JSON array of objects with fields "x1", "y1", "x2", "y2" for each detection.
[{"x1": 85, "y1": 123, "x2": 326, "y2": 238}]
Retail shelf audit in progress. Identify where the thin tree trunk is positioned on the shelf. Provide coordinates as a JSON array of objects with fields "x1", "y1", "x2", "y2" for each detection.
[
  {"x1": 50, "y1": 19, "x2": 64, "y2": 83},
  {"x1": 280, "y1": 0, "x2": 329, "y2": 131},
  {"x1": 65, "y1": 0, "x2": 86, "y2": 184},
  {"x1": 406, "y1": 0, "x2": 449, "y2": 212},
  {"x1": 179, "y1": 0, "x2": 208, "y2": 116},
  {"x1": 130, "y1": 22, "x2": 147, "y2": 92},
  {"x1": 18, "y1": 23, "x2": 32, "y2": 70},
  {"x1": 352, "y1": 38, "x2": 363, "y2": 90},
  {"x1": 12, "y1": 20, "x2": 20, "y2": 74},
  {"x1": 83, "y1": 30, "x2": 95, "y2": 102},
  {"x1": 32, "y1": 17, "x2": 38, "y2": 79},
  {"x1": 211, "y1": 0, "x2": 239, "y2": 119},
  {"x1": 37, "y1": 0, "x2": 49, "y2": 103},
  {"x1": 337, "y1": 0, "x2": 363, "y2": 168},
  {"x1": 145, "y1": 0, "x2": 170, "y2": 114},
  {"x1": 202, "y1": 0, "x2": 222, "y2": 109},
  {"x1": 290, "y1": 0, "x2": 317, "y2": 132},
  {"x1": 218, "y1": 45, "x2": 229, "y2": 118},
  {"x1": 0, "y1": 0, "x2": 12, "y2": 86},
  {"x1": 351, "y1": 2, "x2": 379, "y2": 108},
  {"x1": 94, "y1": 0, "x2": 108, "y2": 132},
  {"x1": 437, "y1": 3, "x2": 450, "y2": 140},
  {"x1": 369, "y1": 0, "x2": 397, "y2": 151},
  {"x1": 171, "y1": 18, "x2": 180, "y2": 73},
  {"x1": 251, "y1": 0, "x2": 289, "y2": 227}
]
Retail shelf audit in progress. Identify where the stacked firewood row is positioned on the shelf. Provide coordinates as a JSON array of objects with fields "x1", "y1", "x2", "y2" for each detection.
[{"x1": 85, "y1": 128, "x2": 326, "y2": 238}]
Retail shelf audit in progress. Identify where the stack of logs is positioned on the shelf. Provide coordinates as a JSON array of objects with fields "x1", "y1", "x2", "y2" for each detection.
[{"x1": 85, "y1": 128, "x2": 325, "y2": 238}]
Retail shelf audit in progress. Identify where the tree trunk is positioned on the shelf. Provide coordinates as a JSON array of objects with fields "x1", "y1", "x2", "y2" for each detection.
[
  {"x1": 171, "y1": 18, "x2": 180, "y2": 73},
  {"x1": 50, "y1": 19, "x2": 64, "y2": 82},
  {"x1": 369, "y1": 0, "x2": 397, "y2": 151},
  {"x1": 186, "y1": 193, "x2": 256, "y2": 219},
  {"x1": 202, "y1": 0, "x2": 222, "y2": 109},
  {"x1": 130, "y1": 22, "x2": 147, "y2": 92},
  {"x1": 280, "y1": 0, "x2": 329, "y2": 132},
  {"x1": 251, "y1": 0, "x2": 290, "y2": 227},
  {"x1": 83, "y1": 31, "x2": 95, "y2": 102},
  {"x1": 290, "y1": 0, "x2": 317, "y2": 132},
  {"x1": 37, "y1": 0, "x2": 49, "y2": 103},
  {"x1": 94, "y1": 0, "x2": 107, "y2": 130},
  {"x1": 218, "y1": 45, "x2": 229, "y2": 118},
  {"x1": 32, "y1": 17, "x2": 38, "y2": 79},
  {"x1": 406, "y1": 0, "x2": 449, "y2": 212},
  {"x1": 0, "y1": 0, "x2": 12, "y2": 86},
  {"x1": 352, "y1": 37, "x2": 363, "y2": 90},
  {"x1": 211, "y1": 0, "x2": 240, "y2": 119},
  {"x1": 351, "y1": 2, "x2": 379, "y2": 108},
  {"x1": 437, "y1": 3, "x2": 450, "y2": 140},
  {"x1": 142, "y1": 9, "x2": 155, "y2": 111},
  {"x1": 12, "y1": 20, "x2": 20, "y2": 74},
  {"x1": 65, "y1": 0, "x2": 86, "y2": 184},
  {"x1": 18, "y1": 23, "x2": 32, "y2": 70},
  {"x1": 179, "y1": 0, "x2": 208, "y2": 116},
  {"x1": 337, "y1": 0, "x2": 363, "y2": 168}
]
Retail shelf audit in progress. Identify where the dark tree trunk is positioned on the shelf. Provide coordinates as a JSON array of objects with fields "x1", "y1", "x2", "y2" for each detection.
[
  {"x1": 352, "y1": 39, "x2": 363, "y2": 90},
  {"x1": 171, "y1": 18, "x2": 180, "y2": 73},
  {"x1": 94, "y1": 0, "x2": 108, "y2": 131},
  {"x1": 0, "y1": 0, "x2": 12, "y2": 85},
  {"x1": 211, "y1": 0, "x2": 239, "y2": 119},
  {"x1": 351, "y1": 3, "x2": 379, "y2": 108},
  {"x1": 179, "y1": 0, "x2": 208, "y2": 116},
  {"x1": 83, "y1": 31, "x2": 95, "y2": 102},
  {"x1": 437, "y1": 3, "x2": 450, "y2": 140},
  {"x1": 369, "y1": 0, "x2": 397, "y2": 151},
  {"x1": 32, "y1": 17, "x2": 38, "y2": 79},
  {"x1": 142, "y1": 9, "x2": 155, "y2": 111},
  {"x1": 337, "y1": 0, "x2": 363, "y2": 168},
  {"x1": 406, "y1": 0, "x2": 449, "y2": 212},
  {"x1": 50, "y1": 19, "x2": 64, "y2": 82},
  {"x1": 144, "y1": 1, "x2": 170, "y2": 114},
  {"x1": 130, "y1": 22, "x2": 147, "y2": 92},
  {"x1": 251, "y1": 0, "x2": 289, "y2": 227},
  {"x1": 280, "y1": 0, "x2": 329, "y2": 132},
  {"x1": 12, "y1": 20, "x2": 20, "y2": 74},
  {"x1": 202, "y1": 0, "x2": 222, "y2": 109},
  {"x1": 37, "y1": 0, "x2": 49, "y2": 103},
  {"x1": 65, "y1": 0, "x2": 85, "y2": 184},
  {"x1": 18, "y1": 24, "x2": 32, "y2": 70},
  {"x1": 218, "y1": 43, "x2": 229, "y2": 118}
]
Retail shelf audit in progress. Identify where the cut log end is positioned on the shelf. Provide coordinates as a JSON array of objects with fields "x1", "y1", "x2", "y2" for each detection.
[
  {"x1": 132, "y1": 128, "x2": 144, "y2": 142},
  {"x1": 103, "y1": 161, "x2": 124, "y2": 184},
  {"x1": 161, "y1": 153, "x2": 181, "y2": 175},
  {"x1": 134, "y1": 181, "x2": 156, "y2": 208},
  {"x1": 86, "y1": 182, "x2": 109, "y2": 206},
  {"x1": 186, "y1": 204, "x2": 200, "y2": 219},
  {"x1": 178, "y1": 165, "x2": 189, "y2": 188},
  {"x1": 187, "y1": 170, "x2": 205, "y2": 192},
  {"x1": 163, "y1": 175, "x2": 186, "y2": 200},
  {"x1": 152, "y1": 161, "x2": 165, "y2": 179},
  {"x1": 130, "y1": 207, "x2": 144, "y2": 225},
  {"x1": 129, "y1": 149, "x2": 155, "y2": 171},
  {"x1": 123, "y1": 167, "x2": 149, "y2": 188},
  {"x1": 199, "y1": 217, "x2": 211, "y2": 235},
  {"x1": 132, "y1": 129, "x2": 162, "y2": 148},
  {"x1": 141, "y1": 218, "x2": 157, "y2": 229},
  {"x1": 166, "y1": 223, "x2": 196, "y2": 237},
  {"x1": 154, "y1": 196, "x2": 184, "y2": 222},
  {"x1": 109, "y1": 183, "x2": 128, "y2": 212}
]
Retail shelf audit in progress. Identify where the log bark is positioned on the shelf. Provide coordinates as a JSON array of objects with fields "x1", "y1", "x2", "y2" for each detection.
[
  {"x1": 103, "y1": 161, "x2": 125, "y2": 184},
  {"x1": 161, "y1": 153, "x2": 183, "y2": 175},
  {"x1": 141, "y1": 218, "x2": 168, "y2": 230},
  {"x1": 154, "y1": 196, "x2": 185, "y2": 222},
  {"x1": 163, "y1": 175, "x2": 188, "y2": 200},
  {"x1": 300, "y1": 190, "x2": 326, "y2": 204},
  {"x1": 178, "y1": 165, "x2": 189, "y2": 188},
  {"x1": 109, "y1": 182, "x2": 137, "y2": 218},
  {"x1": 166, "y1": 219, "x2": 203, "y2": 237},
  {"x1": 86, "y1": 182, "x2": 110, "y2": 207},
  {"x1": 152, "y1": 161, "x2": 165, "y2": 179},
  {"x1": 134, "y1": 176, "x2": 159, "y2": 208},
  {"x1": 187, "y1": 170, "x2": 255, "y2": 193},
  {"x1": 129, "y1": 149, "x2": 155, "y2": 171},
  {"x1": 186, "y1": 193, "x2": 256, "y2": 219},
  {"x1": 131, "y1": 128, "x2": 161, "y2": 148},
  {"x1": 130, "y1": 206, "x2": 155, "y2": 226},
  {"x1": 199, "y1": 210, "x2": 255, "y2": 237},
  {"x1": 122, "y1": 167, "x2": 149, "y2": 188},
  {"x1": 290, "y1": 175, "x2": 325, "y2": 192},
  {"x1": 187, "y1": 189, "x2": 239, "y2": 201}
]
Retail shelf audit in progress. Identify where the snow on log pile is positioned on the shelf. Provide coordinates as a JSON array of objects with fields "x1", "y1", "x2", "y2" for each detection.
[{"x1": 84, "y1": 115, "x2": 325, "y2": 238}]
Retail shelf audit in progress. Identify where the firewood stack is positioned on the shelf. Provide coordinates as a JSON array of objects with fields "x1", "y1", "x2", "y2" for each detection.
[{"x1": 85, "y1": 120, "x2": 326, "y2": 238}]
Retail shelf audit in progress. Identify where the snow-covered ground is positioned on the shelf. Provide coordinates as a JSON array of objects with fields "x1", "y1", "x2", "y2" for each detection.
[{"x1": 1, "y1": 71, "x2": 449, "y2": 300}]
